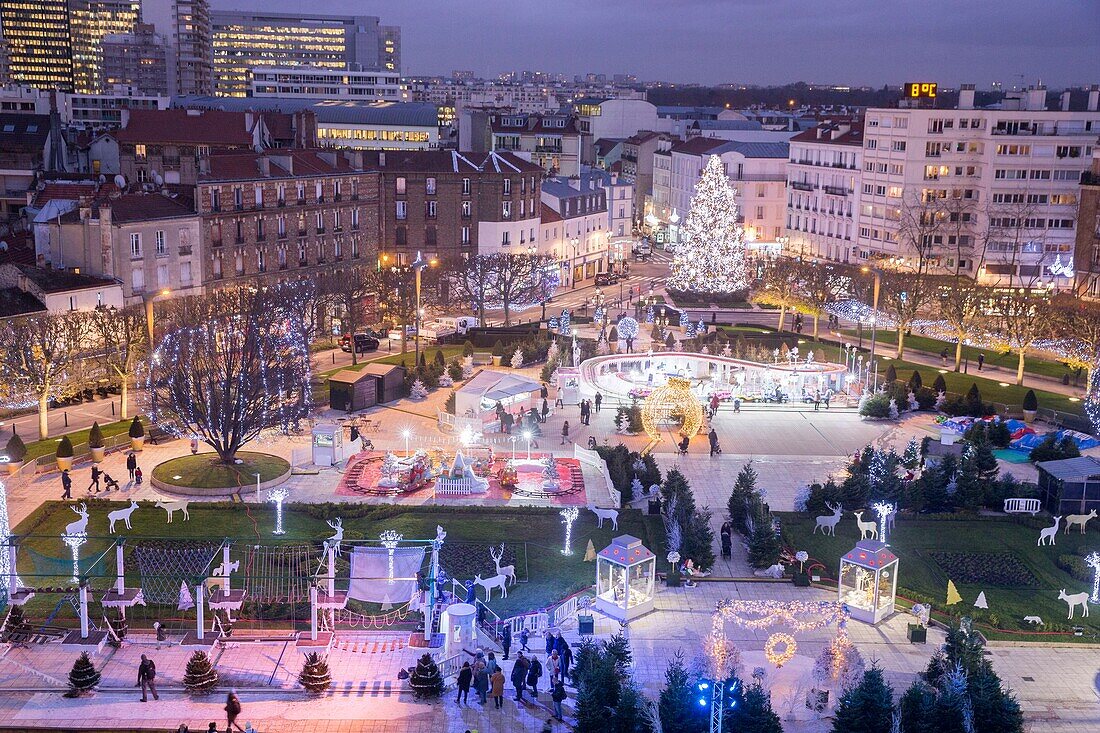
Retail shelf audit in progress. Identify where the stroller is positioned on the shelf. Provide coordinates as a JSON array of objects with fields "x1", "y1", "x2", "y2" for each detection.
[{"x1": 677, "y1": 436, "x2": 690, "y2": 456}]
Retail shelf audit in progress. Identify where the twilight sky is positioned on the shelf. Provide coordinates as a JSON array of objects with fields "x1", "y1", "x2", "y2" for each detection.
[{"x1": 223, "y1": 0, "x2": 1097, "y2": 88}]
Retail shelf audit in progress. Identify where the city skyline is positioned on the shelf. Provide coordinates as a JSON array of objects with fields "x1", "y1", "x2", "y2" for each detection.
[{"x1": 237, "y1": 0, "x2": 1098, "y2": 87}]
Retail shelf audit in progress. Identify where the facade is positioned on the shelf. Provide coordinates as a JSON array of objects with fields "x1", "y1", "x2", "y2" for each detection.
[
  {"x1": 539, "y1": 170, "x2": 612, "y2": 286},
  {"x1": 1073, "y1": 149, "x2": 1100, "y2": 298},
  {"x1": 489, "y1": 112, "x2": 582, "y2": 176},
  {"x1": 646, "y1": 137, "x2": 674, "y2": 243},
  {"x1": 210, "y1": 11, "x2": 401, "y2": 98},
  {"x1": 69, "y1": 0, "x2": 141, "y2": 94},
  {"x1": 195, "y1": 149, "x2": 381, "y2": 289},
  {"x1": 573, "y1": 97, "x2": 660, "y2": 164},
  {"x1": 249, "y1": 66, "x2": 403, "y2": 101},
  {"x1": 44, "y1": 190, "x2": 200, "y2": 303},
  {"x1": 412, "y1": 81, "x2": 559, "y2": 115},
  {"x1": 66, "y1": 90, "x2": 170, "y2": 128},
  {"x1": 141, "y1": 0, "x2": 213, "y2": 96},
  {"x1": 0, "y1": 113, "x2": 52, "y2": 217},
  {"x1": 856, "y1": 86, "x2": 1100, "y2": 286},
  {"x1": 369, "y1": 149, "x2": 542, "y2": 262},
  {"x1": 0, "y1": 0, "x2": 75, "y2": 90},
  {"x1": 100, "y1": 23, "x2": 170, "y2": 97},
  {"x1": 620, "y1": 131, "x2": 674, "y2": 224},
  {"x1": 784, "y1": 120, "x2": 863, "y2": 262}
]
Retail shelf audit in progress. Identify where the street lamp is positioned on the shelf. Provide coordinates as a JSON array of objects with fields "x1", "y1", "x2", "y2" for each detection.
[
  {"x1": 523, "y1": 429, "x2": 533, "y2": 461},
  {"x1": 412, "y1": 251, "x2": 438, "y2": 366},
  {"x1": 860, "y1": 266, "x2": 883, "y2": 370},
  {"x1": 569, "y1": 237, "x2": 580, "y2": 289},
  {"x1": 401, "y1": 429, "x2": 411, "y2": 456}
]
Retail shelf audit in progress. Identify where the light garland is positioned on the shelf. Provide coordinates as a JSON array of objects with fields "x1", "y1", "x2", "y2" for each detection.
[
  {"x1": 617, "y1": 316, "x2": 639, "y2": 341},
  {"x1": 0, "y1": 479, "x2": 11, "y2": 595},
  {"x1": 702, "y1": 614, "x2": 741, "y2": 681},
  {"x1": 764, "y1": 633, "x2": 797, "y2": 668},
  {"x1": 872, "y1": 501, "x2": 895, "y2": 545},
  {"x1": 268, "y1": 487, "x2": 289, "y2": 535},
  {"x1": 1086, "y1": 551, "x2": 1100, "y2": 604},
  {"x1": 560, "y1": 507, "x2": 579, "y2": 556},
  {"x1": 667, "y1": 155, "x2": 750, "y2": 295},
  {"x1": 1086, "y1": 368, "x2": 1100, "y2": 436},
  {"x1": 640, "y1": 376, "x2": 704, "y2": 441},
  {"x1": 380, "y1": 530, "x2": 403, "y2": 584},
  {"x1": 62, "y1": 532, "x2": 87, "y2": 583},
  {"x1": 715, "y1": 599, "x2": 849, "y2": 633}
]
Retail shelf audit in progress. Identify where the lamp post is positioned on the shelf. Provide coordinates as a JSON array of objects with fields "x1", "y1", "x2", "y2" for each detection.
[
  {"x1": 568, "y1": 236, "x2": 581, "y2": 289},
  {"x1": 860, "y1": 266, "x2": 883, "y2": 369},
  {"x1": 412, "y1": 251, "x2": 438, "y2": 367},
  {"x1": 402, "y1": 429, "x2": 411, "y2": 457},
  {"x1": 523, "y1": 430, "x2": 533, "y2": 461}
]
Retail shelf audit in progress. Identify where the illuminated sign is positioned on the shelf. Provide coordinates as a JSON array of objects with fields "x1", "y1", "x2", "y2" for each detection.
[{"x1": 904, "y1": 82, "x2": 937, "y2": 99}]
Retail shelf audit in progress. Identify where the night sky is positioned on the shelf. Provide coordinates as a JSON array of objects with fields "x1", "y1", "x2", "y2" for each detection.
[{"x1": 220, "y1": 0, "x2": 1098, "y2": 87}]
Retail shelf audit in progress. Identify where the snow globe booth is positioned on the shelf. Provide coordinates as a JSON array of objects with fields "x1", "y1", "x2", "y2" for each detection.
[
  {"x1": 593, "y1": 535, "x2": 656, "y2": 622},
  {"x1": 838, "y1": 540, "x2": 898, "y2": 624}
]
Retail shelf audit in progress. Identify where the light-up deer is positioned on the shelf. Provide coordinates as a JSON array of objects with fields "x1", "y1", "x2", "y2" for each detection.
[
  {"x1": 107, "y1": 500, "x2": 139, "y2": 533},
  {"x1": 489, "y1": 543, "x2": 517, "y2": 586},
  {"x1": 813, "y1": 502, "x2": 843, "y2": 536},
  {"x1": 853, "y1": 511, "x2": 878, "y2": 541},
  {"x1": 64, "y1": 503, "x2": 90, "y2": 536}
]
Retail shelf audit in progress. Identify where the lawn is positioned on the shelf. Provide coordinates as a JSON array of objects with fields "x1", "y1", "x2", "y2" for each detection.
[
  {"x1": 20, "y1": 418, "x2": 137, "y2": 461},
  {"x1": 13, "y1": 501, "x2": 665, "y2": 625},
  {"x1": 317, "y1": 345, "x2": 466, "y2": 380},
  {"x1": 780, "y1": 511, "x2": 1100, "y2": 641},
  {"x1": 150, "y1": 451, "x2": 291, "y2": 489}
]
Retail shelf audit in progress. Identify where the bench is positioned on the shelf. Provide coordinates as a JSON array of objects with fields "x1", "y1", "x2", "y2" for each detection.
[
  {"x1": 1004, "y1": 498, "x2": 1041, "y2": 516},
  {"x1": 472, "y1": 352, "x2": 494, "y2": 366}
]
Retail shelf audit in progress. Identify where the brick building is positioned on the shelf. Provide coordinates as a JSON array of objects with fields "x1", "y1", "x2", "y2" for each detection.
[
  {"x1": 194, "y1": 149, "x2": 380, "y2": 288},
  {"x1": 1074, "y1": 149, "x2": 1100, "y2": 298}
]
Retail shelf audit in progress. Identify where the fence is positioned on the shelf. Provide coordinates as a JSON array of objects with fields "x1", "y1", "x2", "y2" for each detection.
[{"x1": 574, "y1": 445, "x2": 620, "y2": 508}]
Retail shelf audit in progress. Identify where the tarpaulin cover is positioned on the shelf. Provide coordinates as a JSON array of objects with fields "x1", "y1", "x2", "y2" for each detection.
[{"x1": 348, "y1": 545, "x2": 426, "y2": 604}]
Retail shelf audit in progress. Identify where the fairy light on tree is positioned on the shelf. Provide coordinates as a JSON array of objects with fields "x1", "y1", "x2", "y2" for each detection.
[
  {"x1": 380, "y1": 530, "x2": 403, "y2": 583},
  {"x1": 1086, "y1": 551, "x2": 1100, "y2": 603},
  {"x1": 62, "y1": 532, "x2": 87, "y2": 582},
  {"x1": 667, "y1": 155, "x2": 749, "y2": 295},
  {"x1": 268, "y1": 487, "x2": 289, "y2": 535},
  {"x1": 560, "y1": 507, "x2": 579, "y2": 555},
  {"x1": 872, "y1": 501, "x2": 895, "y2": 544},
  {"x1": 0, "y1": 479, "x2": 14, "y2": 596}
]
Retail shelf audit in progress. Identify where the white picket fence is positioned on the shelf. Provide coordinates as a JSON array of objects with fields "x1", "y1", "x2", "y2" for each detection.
[{"x1": 574, "y1": 445, "x2": 620, "y2": 508}]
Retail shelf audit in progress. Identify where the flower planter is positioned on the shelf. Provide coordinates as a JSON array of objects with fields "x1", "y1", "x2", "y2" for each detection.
[
  {"x1": 90, "y1": 446, "x2": 106, "y2": 463},
  {"x1": 666, "y1": 571, "x2": 681, "y2": 588},
  {"x1": 130, "y1": 436, "x2": 145, "y2": 451},
  {"x1": 1022, "y1": 409, "x2": 1037, "y2": 423},
  {"x1": 907, "y1": 623, "x2": 927, "y2": 644},
  {"x1": 56, "y1": 456, "x2": 73, "y2": 471},
  {"x1": 5, "y1": 462, "x2": 21, "y2": 476}
]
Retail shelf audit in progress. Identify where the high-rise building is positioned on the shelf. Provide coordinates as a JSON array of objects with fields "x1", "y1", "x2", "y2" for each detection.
[
  {"x1": 210, "y1": 12, "x2": 402, "y2": 98},
  {"x1": 100, "y1": 23, "x2": 169, "y2": 97},
  {"x1": 141, "y1": 0, "x2": 213, "y2": 96},
  {"x1": 69, "y1": 0, "x2": 140, "y2": 93}
]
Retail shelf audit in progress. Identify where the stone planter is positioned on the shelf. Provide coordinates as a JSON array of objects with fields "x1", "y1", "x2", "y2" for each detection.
[
  {"x1": 89, "y1": 446, "x2": 106, "y2": 463},
  {"x1": 1022, "y1": 409, "x2": 1037, "y2": 423},
  {"x1": 666, "y1": 571, "x2": 681, "y2": 588},
  {"x1": 130, "y1": 436, "x2": 145, "y2": 451},
  {"x1": 56, "y1": 456, "x2": 73, "y2": 471},
  {"x1": 907, "y1": 623, "x2": 927, "y2": 644},
  {"x1": 5, "y1": 462, "x2": 21, "y2": 475}
]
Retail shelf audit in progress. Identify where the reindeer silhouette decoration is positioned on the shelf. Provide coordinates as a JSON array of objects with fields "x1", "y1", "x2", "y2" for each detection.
[
  {"x1": 1059, "y1": 588, "x2": 1090, "y2": 619},
  {"x1": 1037, "y1": 516, "x2": 1062, "y2": 546},
  {"x1": 325, "y1": 518, "x2": 344, "y2": 556},
  {"x1": 587, "y1": 505, "x2": 619, "y2": 531},
  {"x1": 107, "y1": 500, "x2": 139, "y2": 533},
  {"x1": 474, "y1": 573, "x2": 509, "y2": 601},
  {"x1": 1065, "y1": 510, "x2": 1097, "y2": 535},
  {"x1": 155, "y1": 499, "x2": 190, "y2": 523},
  {"x1": 853, "y1": 511, "x2": 878, "y2": 541},
  {"x1": 813, "y1": 502, "x2": 843, "y2": 536},
  {"x1": 489, "y1": 543, "x2": 517, "y2": 586},
  {"x1": 64, "y1": 503, "x2": 90, "y2": 536}
]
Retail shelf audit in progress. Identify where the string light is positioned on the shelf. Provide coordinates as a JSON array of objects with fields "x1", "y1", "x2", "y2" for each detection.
[
  {"x1": 715, "y1": 599, "x2": 849, "y2": 633},
  {"x1": 872, "y1": 501, "x2": 895, "y2": 545},
  {"x1": 268, "y1": 487, "x2": 289, "y2": 535},
  {"x1": 0, "y1": 479, "x2": 15, "y2": 595},
  {"x1": 379, "y1": 530, "x2": 403, "y2": 584},
  {"x1": 62, "y1": 532, "x2": 87, "y2": 583},
  {"x1": 764, "y1": 633, "x2": 797, "y2": 668},
  {"x1": 560, "y1": 507, "x2": 579, "y2": 556},
  {"x1": 617, "y1": 317, "x2": 639, "y2": 341},
  {"x1": 640, "y1": 376, "x2": 704, "y2": 440},
  {"x1": 1086, "y1": 551, "x2": 1100, "y2": 604}
]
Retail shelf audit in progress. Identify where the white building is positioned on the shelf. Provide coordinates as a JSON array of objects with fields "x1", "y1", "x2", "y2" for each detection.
[
  {"x1": 249, "y1": 66, "x2": 405, "y2": 101},
  {"x1": 573, "y1": 97, "x2": 660, "y2": 164},
  {"x1": 784, "y1": 120, "x2": 863, "y2": 262},
  {"x1": 857, "y1": 84, "x2": 1100, "y2": 286},
  {"x1": 539, "y1": 171, "x2": 612, "y2": 286}
]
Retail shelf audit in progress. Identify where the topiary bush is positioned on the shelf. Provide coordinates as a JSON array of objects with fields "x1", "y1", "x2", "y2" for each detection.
[
  {"x1": 859, "y1": 393, "x2": 892, "y2": 418},
  {"x1": 87, "y1": 422, "x2": 104, "y2": 449},
  {"x1": 4, "y1": 433, "x2": 26, "y2": 462},
  {"x1": 1022, "y1": 389, "x2": 1038, "y2": 412},
  {"x1": 56, "y1": 436, "x2": 74, "y2": 459},
  {"x1": 933, "y1": 374, "x2": 947, "y2": 394},
  {"x1": 884, "y1": 364, "x2": 897, "y2": 383},
  {"x1": 128, "y1": 416, "x2": 144, "y2": 439}
]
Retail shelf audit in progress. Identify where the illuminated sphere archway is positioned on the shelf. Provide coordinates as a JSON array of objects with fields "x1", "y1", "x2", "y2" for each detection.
[{"x1": 640, "y1": 376, "x2": 704, "y2": 440}]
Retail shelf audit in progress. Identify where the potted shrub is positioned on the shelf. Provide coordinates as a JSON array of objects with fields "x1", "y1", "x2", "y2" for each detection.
[
  {"x1": 907, "y1": 623, "x2": 927, "y2": 644},
  {"x1": 4, "y1": 434, "x2": 26, "y2": 474},
  {"x1": 88, "y1": 422, "x2": 106, "y2": 463},
  {"x1": 56, "y1": 436, "x2": 74, "y2": 471},
  {"x1": 128, "y1": 416, "x2": 145, "y2": 450},
  {"x1": 1022, "y1": 389, "x2": 1038, "y2": 423}
]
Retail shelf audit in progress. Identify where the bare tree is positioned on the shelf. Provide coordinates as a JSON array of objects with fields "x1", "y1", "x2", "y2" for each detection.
[
  {"x1": 753, "y1": 257, "x2": 807, "y2": 332},
  {"x1": 988, "y1": 287, "x2": 1052, "y2": 386},
  {"x1": 147, "y1": 284, "x2": 312, "y2": 463},
  {"x1": 936, "y1": 278, "x2": 988, "y2": 372},
  {"x1": 799, "y1": 261, "x2": 852, "y2": 340},
  {"x1": 324, "y1": 266, "x2": 374, "y2": 365},
  {"x1": 368, "y1": 264, "x2": 419, "y2": 353},
  {"x1": 881, "y1": 190, "x2": 943, "y2": 358},
  {"x1": 0, "y1": 312, "x2": 86, "y2": 438},
  {"x1": 446, "y1": 254, "x2": 496, "y2": 326},
  {"x1": 1050, "y1": 293, "x2": 1100, "y2": 388},
  {"x1": 89, "y1": 305, "x2": 147, "y2": 419},
  {"x1": 486, "y1": 253, "x2": 555, "y2": 326}
]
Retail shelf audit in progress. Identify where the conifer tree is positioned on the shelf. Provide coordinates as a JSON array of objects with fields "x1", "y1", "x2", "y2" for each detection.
[
  {"x1": 831, "y1": 665, "x2": 895, "y2": 733},
  {"x1": 409, "y1": 653, "x2": 443, "y2": 699},
  {"x1": 658, "y1": 650, "x2": 706, "y2": 733},
  {"x1": 604, "y1": 631, "x2": 633, "y2": 675},
  {"x1": 183, "y1": 650, "x2": 219, "y2": 694},
  {"x1": 727, "y1": 461, "x2": 760, "y2": 536},
  {"x1": 66, "y1": 651, "x2": 100, "y2": 696},
  {"x1": 727, "y1": 681, "x2": 783, "y2": 733},
  {"x1": 299, "y1": 652, "x2": 333, "y2": 694}
]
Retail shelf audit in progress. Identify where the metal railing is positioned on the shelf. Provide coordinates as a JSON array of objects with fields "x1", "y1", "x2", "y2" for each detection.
[{"x1": 574, "y1": 445, "x2": 620, "y2": 507}]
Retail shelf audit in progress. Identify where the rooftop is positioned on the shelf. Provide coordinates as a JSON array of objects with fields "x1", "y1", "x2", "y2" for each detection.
[
  {"x1": 200, "y1": 149, "x2": 363, "y2": 182},
  {"x1": 0, "y1": 287, "x2": 46, "y2": 319},
  {"x1": 0, "y1": 113, "x2": 50, "y2": 152},
  {"x1": 175, "y1": 97, "x2": 439, "y2": 128},
  {"x1": 115, "y1": 108, "x2": 255, "y2": 146},
  {"x1": 15, "y1": 265, "x2": 118, "y2": 293},
  {"x1": 1035, "y1": 456, "x2": 1100, "y2": 481},
  {"x1": 670, "y1": 136, "x2": 727, "y2": 156},
  {"x1": 710, "y1": 140, "x2": 790, "y2": 159},
  {"x1": 59, "y1": 191, "x2": 195, "y2": 224},
  {"x1": 689, "y1": 120, "x2": 764, "y2": 131},
  {"x1": 790, "y1": 120, "x2": 865, "y2": 147}
]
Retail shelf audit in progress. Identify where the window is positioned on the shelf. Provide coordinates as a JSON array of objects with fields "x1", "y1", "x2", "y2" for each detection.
[
  {"x1": 213, "y1": 252, "x2": 222, "y2": 278},
  {"x1": 503, "y1": 178, "x2": 512, "y2": 195},
  {"x1": 352, "y1": 209, "x2": 360, "y2": 229},
  {"x1": 994, "y1": 169, "x2": 1027, "y2": 180},
  {"x1": 462, "y1": 200, "x2": 471, "y2": 218},
  {"x1": 278, "y1": 215, "x2": 286, "y2": 237},
  {"x1": 132, "y1": 268, "x2": 144, "y2": 291},
  {"x1": 993, "y1": 193, "x2": 1025, "y2": 204},
  {"x1": 135, "y1": 144, "x2": 147, "y2": 159},
  {"x1": 426, "y1": 226, "x2": 437, "y2": 246},
  {"x1": 462, "y1": 178, "x2": 471, "y2": 195},
  {"x1": 277, "y1": 183, "x2": 286, "y2": 203},
  {"x1": 426, "y1": 177, "x2": 436, "y2": 194},
  {"x1": 396, "y1": 201, "x2": 407, "y2": 220},
  {"x1": 395, "y1": 226, "x2": 407, "y2": 246},
  {"x1": 333, "y1": 210, "x2": 342, "y2": 230},
  {"x1": 315, "y1": 181, "x2": 324, "y2": 201},
  {"x1": 461, "y1": 226, "x2": 470, "y2": 244},
  {"x1": 502, "y1": 230, "x2": 511, "y2": 246},
  {"x1": 427, "y1": 200, "x2": 437, "y2": 218},
  {"x1": 211, "y1": 189, "x2": 221, "y2": 211},
  {"x1": 502, "y1": 201, "x2": 511, "y2": 219},
  {"x1": 298, "y1": 241, "x2": 307, "y2": 265},
  {"x1": 996, "y1": 144, "x2": 1030, "y2": 156},
  {"x1": 928, "y1": 119, "x2": 945, "y2": 134},
  {"x1": 396, "y1": 177, "x2": 407, "y2": 195},
  {"x1": 1029, "y1": 169, "x2": 1051, "y2": 180},
  {"x1": 315, "y1": 211, "x2": 324, "y2": 231},
  {"x1": 1053, "y1": 169, "x2": 1079, "y2": 181},
  {"x1": 254, "y1": 186, "x2": 263, "y2": 207},
  {"x1": 333, "y1": 237, "x2": 342, "y2": 259},
  {"x1": 1027, "y1": 194, "x2": 1048, "y2": 204},
  {"x1": 865, "y1": 139, "x2": 878, "y2": 149},
  {"x1": 233, "y1": 187, "x2": 243, "y2": 209},
  {"x1": 157, "y1": 263, "x2": 169, "y2": 286},
  {"x1": 891, "y1": 141, "x2": 906, "y2": 152},
  {"x1": 130, "y1": 233, "x2": 141, "y2": 257},
  {"x1": 181, "y1": 261, "x2": 192, "y2": 283},
  {"x1": 887, "y1": 186, "x2": 903, "y2": 198}
]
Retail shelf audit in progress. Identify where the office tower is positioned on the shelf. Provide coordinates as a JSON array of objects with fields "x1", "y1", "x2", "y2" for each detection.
[
  {"x1": 0, "y1": 0, "x2": 75, "y2": 90},
  {"x1": 141, "y1": 0, "x2": 213, "y2": 96},
  {"x1": 101, "y1": 23, "x2": 170, "y2": 96}
]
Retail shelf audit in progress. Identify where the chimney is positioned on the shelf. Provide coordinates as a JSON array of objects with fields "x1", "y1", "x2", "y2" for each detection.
[
  {"x1": 1026, "y1": 84, "x2": 1047, "y2": 111},
  {"x1": 198, "y1": 155, "x2": 210, "y2": 176},
  {"x1": 99, "y1": 204, "x2": 113, "y2": 277},
  {"x1": 318, "y1": 150, "x2": 338, "y2": 168},
  {"x1": 957, "y1": 84, "x2": 976, "y2": 110},
  {"x1": 1061, "y1": 90, "x2": 1073, "y2": 111},
  {"x1": 1088, "y1": 85, "x2": 1099, "y2": 112},
  {"x1": 344, "y1": 149, "x2": 364, "y2": 170},
  {"x1": 378, "y1": 151, "x2": 386, "y2": 167},
  {"x1": 257, "y1": 155, "x2": 270, "y2": 177}
]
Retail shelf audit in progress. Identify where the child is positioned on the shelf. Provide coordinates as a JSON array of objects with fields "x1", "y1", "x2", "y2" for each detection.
[{"x1": 134, "y1": 466, "x2": 143, "y2": 485}]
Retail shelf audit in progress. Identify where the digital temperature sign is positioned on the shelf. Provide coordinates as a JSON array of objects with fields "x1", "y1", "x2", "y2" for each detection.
[{"x1": 904, "y1": 82, "x2": 938, "y2": 99}]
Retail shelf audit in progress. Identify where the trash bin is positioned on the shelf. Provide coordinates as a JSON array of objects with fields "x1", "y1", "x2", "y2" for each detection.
[
  {"x1": 578, "y1": 614, "x2": 594, "y2": 635},
  {"x1": 648, "y1": 499, "x2": 661, "y2": 515}
]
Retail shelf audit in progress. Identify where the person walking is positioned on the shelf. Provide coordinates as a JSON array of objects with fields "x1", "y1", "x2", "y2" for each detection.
[
  {"x1": 224, "y1": 692, "x2": 244, "y2": 732},
  {"x1": 560, "y1": 421, "x2": 570, "y2": 445},
  {"x1": 526, "y1": 654, "x2": 543, "y2": 698},
  {"x1": 541, "y1": 398, "x2": 550, "y2": 422},
  {"x1": 541, "y1": 383, "x2": 549, "y2": 400},
  {"x1": 137, "y1": 654, "x2": 158, "y2": 701},
  {"x1": 87, "y1": 465, "x2": 102, "y2": 494},
  {"x1": 490, "y1": 668, "x2": 505, "y2": 709},
  {"x1": 548, "y1": 649, "x2": 561, "y2": 685},
  {"x1": 510, "y1": 653, "x2": 529, "y2": 702},
  {"x1": 501, "y1": 624, "x2": 512, "y2": 660},
  {"x1": 559, "y1": 638, "x2": 573, "y2": 681},
  {"x1": 519, "y1": 627, "x2": 530, "y2": 652},
  {"x1": 977, "y1": 352, "x2": 985, "y2": 371},
  {"x1": 940, "y1": 347, "x2": 949, "y2": 367},
  {"x1": 486, "y1": 651, "x2": 499, "y2": 676},
  {"x1": 544, "y1": 629, "x2": 555, "y2": 656},
  {"x1": 708, "y1": 428, "x2": 720, "y2": 456},
  {"x1": 126, "y1": 452, "x2": 137, "y2": 481},
  {"x1": 456, "y1": 661, "x2": 472, "y2": 704},
  {"x1": 473, "y1": 661, "x2": 489, "y2": 704},
  {"x1": 551, "y1": 679, "x2": 567, "y2": 721},
  {"x1": 594, "y1": 391, "x2": 603, "y2": 413},
  {"x1": 733, "y1": 397, "x2": 741, "y2": 413},
  {"x1": 61, "y1": 469, "x2": 72, "y2": 500}
]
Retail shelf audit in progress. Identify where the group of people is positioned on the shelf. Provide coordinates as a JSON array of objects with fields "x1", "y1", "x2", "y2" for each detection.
[
  {"x1": 138, "y1": 654, "x2": 245, "y2": 732},
  {"x1": 60, "y1": 452, "x2": 141, "y2": 500},
  {"x1": 577, "y1": 391, "x2": 602, "y2": 426},
  {"x1": 454, "y1": 628, "x2": 573, "y2": 723}
]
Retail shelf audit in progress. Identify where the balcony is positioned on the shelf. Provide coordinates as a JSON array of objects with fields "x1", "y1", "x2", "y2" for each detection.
[
  {"x1": 823, "y1": 185, "x2": 850, "y2": 196},
  {"x1": 178, "y1": 245, "x2": 192, "y2": 255},
  {"x1": 163, "y1": 157, "x2": 180, "y2": 169},
  {"x1": 256, "y1": 233, "x2": 266, "y2": 242},
  {"x1": 234, "y1": 203, "x2": 244, "y2": 211},
  {"x1": 211, "y1": 204, "x2": 222, "y2": 213},
  {"x1": 351, "y1": 194, "x2": 359, "y2": 201},
  {"x1": 790, "y1": 181, "x2": 814, "y2": 192},
  {"x1": 297, "y1": 197, "x2": 306, "y2": 206},
  {"x1": 299, "y1": 259, "x2": 308, "y2": 267},
  {"x1": 317, "y1": 196, "x2": 326, "y2": 204},
  {"x1": 536, "y1": 145, "x2": 564, "y2": 154},
  {"x1": 334, "y1": 193, "x2": 342, "y2": 202},
  {"x1": 298, "y1": 229, "x2": 307, "y2": 237},
  {"x1": 278, "y1": 231, "x2": 288, "y2": 240}
]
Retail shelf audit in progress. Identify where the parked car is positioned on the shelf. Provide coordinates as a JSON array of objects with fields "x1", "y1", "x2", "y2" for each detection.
[
  {"x1": 595, "y1": 273, "x2": 621, "y2": 286},
  {"x1": 339, "y1": 333, "x2": 381, "y2": 353}
]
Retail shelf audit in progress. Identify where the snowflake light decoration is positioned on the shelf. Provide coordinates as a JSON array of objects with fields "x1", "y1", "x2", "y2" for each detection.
[
  {"x1": 380, "y1": 529, "x2": 403, "y2": 584},
  {"x1": 560, "y1": 507, "x2": 579, "y2": 555}
]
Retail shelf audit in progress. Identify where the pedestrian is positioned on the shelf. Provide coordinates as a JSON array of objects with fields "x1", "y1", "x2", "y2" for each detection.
[
  {"x1": 977, "y1": 353, "x2": 985, "y2": 371},
  {"x1": 560, "y1": 421, "x2": 570, "y2": 445},
  {"x1": 940, "y1": 347, "x2": 949, "y2": 367},
  {"x1": 519, "y1": 627, "x2": 530, "y2": 652},
  {"x1": 733, "y1": 397, "x2": 741, "y2": 413},
  {"x1": 542, "y1": 398, "x2": 550, "y2": 422},
  {"x1": 552, "y1": 679, "x2": 567, "y2": 720},
  {"x1": 61, "y1": 469, "x2": 72, "y2": 500},
  {"x1": 526, "y1": 653, "x2": 543, "y2": 698},
  {"x1": 490, "y1": 667, "x2": 505, "y2": 709},
  {"x1": 501, "y1": 624, "x2": 511, "y2": 660},
  {"x1": 134, "y1": 466, "x2": 143, "y2": 485},
  {"x1": 456, "y1": 661, "x2": 472, "y2": 704},
  {"x1": 541, "y1": 383, "x2": 549, "y2": 400},
  {"x1": 137, "y1": 653, "x2": 158, "y2": 701},
  {"x1": 126, "y1": 452, "x2": 137, "y2": 481},
  {"x1": 486, "y1": 651, "x2": 499, "y2": 676},
  {"x1": 224, "y1": 692, "x2": 244, "y2": 732},
  {"x1": 548, "y1": 649, "x2": 561, "y2": 684},
  {"x1": 594, "y1": 391, "x2": 603, "y2": 413},
  {"x1": 626, "y1": 336, "x2": 634, "y2": 353},
  {"x1": 824, "y1": 391, "x2": 831, "y2": 410},
  {"x1": 578, "y1": 401, "x2": 587, "y2": 426},
  {"x1": 708, "y1": 428, "x2": 719, "y2": 456},
  {"x1": 544, "y1": 629, "x2": 555, "y2": 655},
  {"x1": 510, "y1": 653, "x2": 529, "y2": 701},
  {"x1": 473, "y1": 661, "x2": 489, "y2": 704},
  {"x1": 87, "y1": 464, "x2": 102, "y2": 494},
  {"x1": 813, "y1": 391, "x2": 820, "y2": 411},
  {"x1": 559, "y1": 638, "x2": 573, "y2": 681},
  {"x1": 709, "y1": 394, "x2": 720, "y2": 417}
]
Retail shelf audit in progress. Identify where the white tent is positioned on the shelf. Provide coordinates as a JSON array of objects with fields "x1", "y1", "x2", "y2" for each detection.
[{"x1": 454, "y1": 370, "x2": 542, "y2": 420}]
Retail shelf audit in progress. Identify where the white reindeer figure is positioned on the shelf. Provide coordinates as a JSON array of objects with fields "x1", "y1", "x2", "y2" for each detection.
[
  {"x1": 155, "y1": 499, "x2": 190, "y2": 523},
  {"x1": 1058, "y1": 589, "x2": 1090, "y2": 619},
  {"x1": 853, "y1": 511, "x2": 878, "y2": 541},
  {"x1": 64, "y1": 503, "x2": 90, "y2": 536},
  {"x1": 325, "y1": 518, "x2": 344, "y2": 556},
  {"x1": 1064, "y1": 509, "x2": 1097, "y2": 535},
  {"x1": 474, "y1": 573, "x2": 509, "y2": 601},
  {"x1": 212, "y1": 560, "x2": 240, "y2": 577},
  {"x1": 1037, "y1": 516, "x2": 1062, "y2": 546},
  {"x1": 813, "y1": 502, "x2": 843, "y2": 536},
  {"x1": 489, "y1": 543, "x2": 517, "y2": 586},
  {"x1": 107, "y1": 500, "x2": 139, "y2": 533},
  {"x1": 588, "y1": 505, "x2": 619, "y2": 531}
]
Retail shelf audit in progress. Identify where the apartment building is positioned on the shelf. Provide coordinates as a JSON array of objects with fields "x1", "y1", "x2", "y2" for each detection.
[
  {"x1": 573, "y1": 97, "x2": 660, "y2": 164},
  {"x1": 142, "y1": 0, "x2": 213, "y2": 96},
  {"x1": 1073, "y1": 149, "x2": 1100, "y2": 298},
  {"x1": 539, "y1": 170, "x2": 612, "y2": 286},
  {"x1": 100, "y1": 24, "x2": 170, "y2": 97},
  {"x1": 488, "y1": 112, "x2": 582, "y2": 176},
  {"x1": 620, "y1": 131, "x2": 675, "y2": 224},
  {"x1": 644, "y1": 136, "x2": 675, "y2": 244},
  {"x1": 856, "y1": 85, "x2": 1100, "y2": 286},
  {"x1": 195, "y1": 149, "x2": 381, "y2": 288},
  {"x1": 369, "y1": 149, "x2": 542, "y2": 262},
  {"x1": 249, "y1": 67, "x2": 403, "y2": 101},
  {"x1": 784, "y1": 120, "x2": 863, "y2": 262}
]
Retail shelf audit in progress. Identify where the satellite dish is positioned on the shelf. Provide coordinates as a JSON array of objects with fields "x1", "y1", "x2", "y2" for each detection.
[
  {"x1": 98, "y1": 174, "x2": 106, "y2": 184},
  {"x1": 113, "y1": 174, "x2": 126, "y2": 189},
  {"x1": 153, "y1": 172, "x2": 163, "y2": 185}
]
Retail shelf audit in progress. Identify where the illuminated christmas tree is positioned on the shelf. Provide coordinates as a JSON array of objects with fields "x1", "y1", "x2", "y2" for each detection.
[{"x1": 667, "y1": 155, "x2": 749, "y2": 295}]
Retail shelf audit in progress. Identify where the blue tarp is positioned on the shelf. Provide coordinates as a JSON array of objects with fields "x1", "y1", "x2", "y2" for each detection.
[{"x1": 1009, "y1": 433, "x2": 1047, "y2": 451}]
